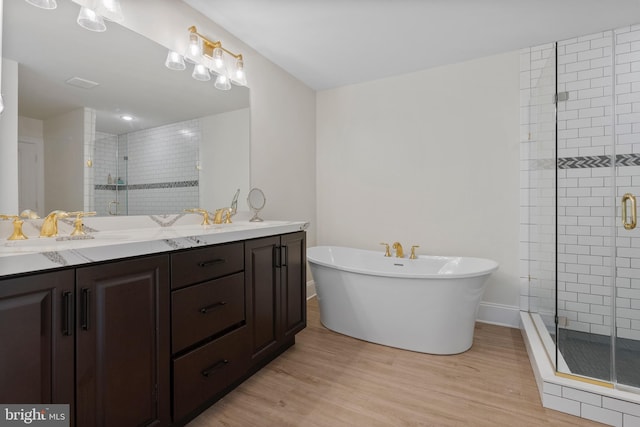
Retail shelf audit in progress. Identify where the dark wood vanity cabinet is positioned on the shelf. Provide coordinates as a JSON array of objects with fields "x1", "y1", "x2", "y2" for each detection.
[
  {"x1": 245, "y1": 231, "x2": 307, "y2": 363},
  {"x1": 0, "y1": 231, "x2": 306, "y2": 427},
  {"x1": 169, "y1": 242, "x2": 249, "y2": 421},
  {"x1": 75, "y1": 255, "x2": 170, "y2": 427},
  {"x1": 0, "y1": 270, "x2": 74, "y2": 407}
]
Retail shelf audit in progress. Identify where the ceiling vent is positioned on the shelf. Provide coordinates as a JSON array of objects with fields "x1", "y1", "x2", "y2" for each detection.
[{"x1": 65, "y1": 77, "x2": 100, "y2": 89}]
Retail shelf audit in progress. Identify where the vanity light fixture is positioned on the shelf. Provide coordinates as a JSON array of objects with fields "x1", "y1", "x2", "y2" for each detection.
[
  {"x1": 25, "y1": 0, "x2": 57, "y2": 9},
  {"x1": 76, "y1": 0, "x2": 124, "y2": 32},
  {"x1": 24, "y1": 0, "x2": 123, "y2": 32},
  {"x1": 165, "y1": 26, "x2": 247, "y2": 90}
]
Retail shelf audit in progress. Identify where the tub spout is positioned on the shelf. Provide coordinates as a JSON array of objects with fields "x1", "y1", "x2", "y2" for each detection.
[{"x1": 392, "y1": 242, "x2": 404, "y2": 258}]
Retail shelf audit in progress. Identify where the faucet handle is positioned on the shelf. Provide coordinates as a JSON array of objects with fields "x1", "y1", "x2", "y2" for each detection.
[
  {"x1": 0, "y1": 215, "x2": 28, "y2": 240},
  {"x1": 20, "y1": 209, "x2": 40, "y2": 219},
  {"x1": 69, "y1": 211, "x2": 96, "y2": 236},
  {"x1": 410, "y1": 245, "x2": 420, "y2": 260},
  {"x1": 380, "y1": 242, "x2": 391, "y2": 257}
]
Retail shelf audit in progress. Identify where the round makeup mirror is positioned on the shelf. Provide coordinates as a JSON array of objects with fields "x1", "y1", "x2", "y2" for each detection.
[{"x1": 247, "y1": 188, "x2": 266, "y2": 222}]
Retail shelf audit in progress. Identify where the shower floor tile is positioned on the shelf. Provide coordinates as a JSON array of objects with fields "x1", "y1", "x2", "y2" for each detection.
[{"x1": 558, "y1": 328, "x2": 640, "y2": 388}]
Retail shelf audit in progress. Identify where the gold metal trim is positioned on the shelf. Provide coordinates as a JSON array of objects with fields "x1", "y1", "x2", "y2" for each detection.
[
  {"x1": 622, "y1": 193, "x2": 637, "y2": 230},
  {"x1": 555, "y1": 372, "x2": 614, "y2": 389},
  {"x1": 188, "y1": 26, "x2": 243, "y2": 61}
]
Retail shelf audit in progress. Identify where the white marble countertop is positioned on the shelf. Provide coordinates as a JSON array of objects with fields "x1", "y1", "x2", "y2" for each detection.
[{"x1": 0, "y1": 212, "x2": 309, "y2": 277}]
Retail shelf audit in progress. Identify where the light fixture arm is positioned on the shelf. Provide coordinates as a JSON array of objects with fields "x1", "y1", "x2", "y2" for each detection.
[{"x1": 188, "y1": 26, "x2": 243, "y2": 61}]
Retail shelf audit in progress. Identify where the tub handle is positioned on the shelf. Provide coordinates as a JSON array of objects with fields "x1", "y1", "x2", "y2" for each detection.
[
  {"x1": 379, "y1": 243, "x2": 391, "y2": 257},
  {"x1": 410, "y1": 245, "x2": 420, "y2": 259},
  {"x1": 622, "y1": 193, "x2": 637, "y2": 230}
]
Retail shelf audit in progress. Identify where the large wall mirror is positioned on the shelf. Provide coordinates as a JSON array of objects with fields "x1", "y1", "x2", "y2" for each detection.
[{"x1": 4, "y1": 0, "x2": 250, "y2": 216}]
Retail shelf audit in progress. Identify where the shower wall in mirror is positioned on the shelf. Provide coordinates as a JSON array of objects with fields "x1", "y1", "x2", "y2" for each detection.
[
  {"x1": 93, "y1": 119, "x2": 200, "y2": 216},
  {"x1": 5, "y1": 0, "x2": 250, "y2": 217}
]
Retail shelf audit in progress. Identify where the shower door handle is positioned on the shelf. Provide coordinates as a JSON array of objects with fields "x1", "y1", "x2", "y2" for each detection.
[{"x1": 622, "y1": 193, "x2": 637, "y2": 230}]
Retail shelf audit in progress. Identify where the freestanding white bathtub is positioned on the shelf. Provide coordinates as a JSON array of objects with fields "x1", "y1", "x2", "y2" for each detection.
[{"x1": 307, "y1": 246, "x2": 499, "y2": 355}]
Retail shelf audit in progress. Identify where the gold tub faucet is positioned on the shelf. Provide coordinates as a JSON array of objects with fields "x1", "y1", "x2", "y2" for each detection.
[
  {"x1": 40, "y1": 210, "x2": 70, "y2": 237},
  {"x1": 392, "y1": 242, "x2": 404, "y2": 258}
]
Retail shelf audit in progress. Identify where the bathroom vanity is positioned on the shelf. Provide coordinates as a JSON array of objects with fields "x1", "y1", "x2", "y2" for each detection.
[{"x1": 0, "y1": 216, "x2": 307, "y2": 426}]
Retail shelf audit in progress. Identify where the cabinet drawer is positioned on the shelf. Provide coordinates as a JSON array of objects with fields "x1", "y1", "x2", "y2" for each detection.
[
  {"x1": 172, "y1": 272, "x2": 245, "y2": 353},
  {"x1": 173, "y1": 326, "x2": 249, "y2": 421},
  {"x1": 171, "y1": 242, "x2": 244, "y2": 289}
]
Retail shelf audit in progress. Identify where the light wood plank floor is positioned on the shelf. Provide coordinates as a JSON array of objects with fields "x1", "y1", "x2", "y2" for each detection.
[{"x1": 189, "y1": 298, "x2": 603, "y2": 426}]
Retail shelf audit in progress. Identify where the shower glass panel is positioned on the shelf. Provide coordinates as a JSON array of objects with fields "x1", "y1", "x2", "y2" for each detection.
[
  {"x1": 555, "y1": 32, "x2": 614, "y2": 384},
  {"x1": 613, "y1": 26, "x2": 640, "y2": 389},
  {"x1": 528, "y1": 43, "x2": 557, "y2": 345},
  {"x1": 530, "y1": 27, "x2": 640, "y2": 390},
  {"x1": 94, "y1": 134, "x2": 128, "y2": 216}
]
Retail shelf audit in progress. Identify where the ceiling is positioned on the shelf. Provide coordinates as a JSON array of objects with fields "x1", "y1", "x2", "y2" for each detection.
[
  {"x1": 184, "y1": 0, "x2": 640, "y2": 90},
  {"x1": 4, "y1": 0, "x2": 248, "y2": 134}
]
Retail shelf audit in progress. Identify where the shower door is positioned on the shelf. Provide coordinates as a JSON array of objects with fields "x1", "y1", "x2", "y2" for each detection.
[{"x1": 550, "y1": 27, "x2": 640, "y2": 390}]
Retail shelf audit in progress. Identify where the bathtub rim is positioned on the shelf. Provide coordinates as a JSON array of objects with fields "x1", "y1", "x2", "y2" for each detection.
[{"x1": 307, "y1": 245, "x2": 499, "y2": 280}]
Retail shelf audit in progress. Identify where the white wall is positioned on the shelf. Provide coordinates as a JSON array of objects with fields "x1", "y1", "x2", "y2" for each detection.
[
  {"x1": 200, "y1": 108, "x2": 251, "y2": 212},
  {"x1": 316, "y1": 51, "x2": 521, "y2": 320},
  {"x1": 43, "y1": 108, "x2": 85, "y2": 212},
  {"x1": 117, "y1": 0, "x2": 317, "y2": 246},
  {"x1": 0, "y1": 58, "x2": 18, "y2": 214}
]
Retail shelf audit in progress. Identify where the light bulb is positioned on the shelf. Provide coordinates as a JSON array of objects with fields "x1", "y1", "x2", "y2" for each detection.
[
  {"x1": 77, "y1": 7, "x2": 106, "y2": 32},
  {"x1": 165, "y1": 51, "x2": 186, "y2": 71},
  {"x1": 192, "y1": 64, "x2": 211, "y2": 82},
  {"x1": 231, "y1": 58, "x2": 247, "y2": 86},
  {"x1": 25, "y1": 0, "x2": 57, "y2": 9},
  {"x1": 211, "y1": 48, "x2": 226, "y2": 73},
  {"x1": 214, "y1": 74, "x2": 231, "y2": 91},
  {"x1": 97, "y1": 0, "x2": 124, "y2": 23},
  {"x1": 188, "y1": 34, "x2": 201, "y2": 58}
]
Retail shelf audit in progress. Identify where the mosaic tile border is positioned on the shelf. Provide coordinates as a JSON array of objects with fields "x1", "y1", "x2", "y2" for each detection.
[
  {"x1": 559, "y1": 154, "x2": 640, "y2": 169},
  {"x1": 531, "y1": 154, "x2": 640, "y2": 170},
  {"x1": 95, "y1": 180, "x2": 198, "y2": 191}
]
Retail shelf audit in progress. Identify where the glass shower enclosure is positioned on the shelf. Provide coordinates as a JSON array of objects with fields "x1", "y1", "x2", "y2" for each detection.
[{"x1": 528, "y1": 27, "x2": 640, "y2": 390}]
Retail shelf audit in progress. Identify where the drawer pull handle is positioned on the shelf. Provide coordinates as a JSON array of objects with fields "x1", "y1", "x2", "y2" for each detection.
[
  {"x1": 199, "y1": 301, "x2": 227, "y2": 314},
  {"x1": 201, "y1": 359, "x2": 229, "y2": 377},
  {"x1": 81, "y1": 288, "x2": 90, "y2": 331},
  {"x1": 198, "y1": 258, "x2": 226, "y2": 268},
  {"x1": 62, "y1": 291, "x2": 73, "y2": 336}
]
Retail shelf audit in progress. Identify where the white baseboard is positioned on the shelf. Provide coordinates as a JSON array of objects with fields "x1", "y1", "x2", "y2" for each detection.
[
  {"x1": 306, "y1": 280, "x2": 316, "y2": 300},
  {"x1": 477, "y1": 301, "x2": 521, "y2": 328}
]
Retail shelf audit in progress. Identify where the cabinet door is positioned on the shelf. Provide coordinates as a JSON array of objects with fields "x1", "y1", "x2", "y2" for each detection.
[
  {"x1": 245, "y1": 236, "x2": 281, "y2": 361},
  {"x1": 0, "y1": 270, "x2": 74, "y2": 406},
  {"x1": 281, "y1": 232, "x2": 307, "y2": 339},
  {"x1": 76, "y1": 255, "x2": 170, "y2": 427}
]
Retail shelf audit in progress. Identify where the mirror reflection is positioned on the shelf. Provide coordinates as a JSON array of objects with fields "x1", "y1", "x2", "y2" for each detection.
[{"x1": 4, "y1": 0, "x2": 250, "y2": 216}]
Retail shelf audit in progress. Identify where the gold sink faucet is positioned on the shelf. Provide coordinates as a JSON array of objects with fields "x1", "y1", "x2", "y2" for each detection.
[
  {"x1": 40, "y1": 210, "x2": 70, "y2": 237},
  {"x1": 185, "y1": 208, "x2": 212, "y2": 225},
  {"x1": 392, "y1": 242, "x2": 404, "y2": 258},
  {"x1": 213, "y1": 208, "x2": 233, "y2": 224}
]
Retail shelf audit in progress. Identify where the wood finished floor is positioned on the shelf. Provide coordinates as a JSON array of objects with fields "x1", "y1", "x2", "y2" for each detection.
[{"x1": 188, "y1": 298, "x2": 603, "y2": 426}]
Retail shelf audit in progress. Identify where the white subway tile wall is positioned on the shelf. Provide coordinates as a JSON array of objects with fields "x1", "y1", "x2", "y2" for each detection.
[
  {"x1": 522, "y1": 26, "x2": 640, "y2": 338},
  {"x1": 92, "y1": 120, "x2": 200, "y2": 216},
  {"x1": 94, "y1": 131, "x2": 118, "y2": 216}
]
